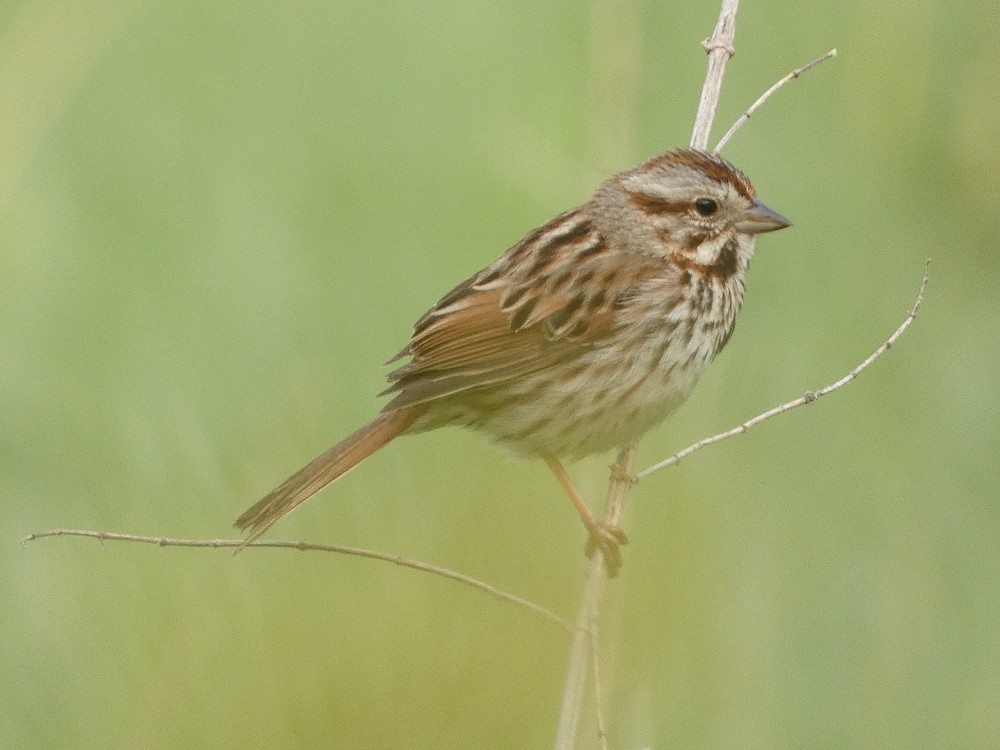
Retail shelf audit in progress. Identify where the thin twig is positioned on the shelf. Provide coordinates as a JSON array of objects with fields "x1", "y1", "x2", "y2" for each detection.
[
  {"x1": 604, "y1": 443, "x2": 638, "y2": 530},
  {"x1": 690, "y1": 0, "x2": 741, "y2": 150},
  {"x1": 637, "y1": 261, "x2": 930, "y2": 480},
  {"x1": 554, "y1": 551, "x2": 608, "y2": 750},
  {"x1": 22, "y1": 529, "x2": 572, "y2": 633},
  {"x1": 714, "y1": 49, "x2": 837, "y2": 153}
]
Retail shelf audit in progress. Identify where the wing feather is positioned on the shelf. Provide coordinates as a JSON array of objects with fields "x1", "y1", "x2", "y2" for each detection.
[{"x1": 381, "y1": 213, "x2": 667, "y2": 411}]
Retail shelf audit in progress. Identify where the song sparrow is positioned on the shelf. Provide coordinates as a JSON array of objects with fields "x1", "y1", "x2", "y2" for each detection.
[{"x1": 235, "y1": 148, "x2": 789, "y2": 574}]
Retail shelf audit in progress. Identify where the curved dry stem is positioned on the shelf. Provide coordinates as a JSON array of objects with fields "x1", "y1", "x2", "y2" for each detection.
[
  {"x1": 22, "y1": 529, "x2": 572, "y2": 633},
  {"x1": 714, "y1": 48, "x2": 838, "y2": 153},
  {"x1": 638, "y1": 260, "x2": 930, "y2": 480}
]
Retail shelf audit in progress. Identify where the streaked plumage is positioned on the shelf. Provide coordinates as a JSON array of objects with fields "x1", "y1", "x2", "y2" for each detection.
[{"x1": 235, "y1": 149, "x2": 789, "y2": 572}]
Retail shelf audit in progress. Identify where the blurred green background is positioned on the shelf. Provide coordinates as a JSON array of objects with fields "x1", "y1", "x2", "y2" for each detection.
[{"x1": 4, "y1": 0, "x2": 999, "y2": 747}]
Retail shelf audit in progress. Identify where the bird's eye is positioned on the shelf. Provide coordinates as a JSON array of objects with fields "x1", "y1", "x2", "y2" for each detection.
[{"x1": 694, "y1": 198, "x2": 719, "y2": 217}]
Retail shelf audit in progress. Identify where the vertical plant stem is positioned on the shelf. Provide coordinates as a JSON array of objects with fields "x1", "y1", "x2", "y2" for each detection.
[
  {"x1": 553, "y1": 444, "x2": 636, "y2": 750},
  {"x1": 553, "y1": 552, "x2": 608, "y2": 750},
  {"x1": 554, "y1": 1, "x2": 740, "y2": 745},
  {"x1": 690, "y1": 0, "x2": 741, "y2": 150}
]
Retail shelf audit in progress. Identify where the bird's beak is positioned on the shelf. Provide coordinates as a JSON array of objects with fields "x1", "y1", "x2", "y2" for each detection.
[{"x1": 734, "y1": 199, "x2": 791, "y2": 235}]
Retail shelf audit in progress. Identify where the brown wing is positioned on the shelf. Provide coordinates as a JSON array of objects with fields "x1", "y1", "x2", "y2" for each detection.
[
  {"x1": 380, "y1": 209, "x2": 665, "y2": 411},
  {"x1": 379, "y1": 287, "x2": 594, "y2": 410}
]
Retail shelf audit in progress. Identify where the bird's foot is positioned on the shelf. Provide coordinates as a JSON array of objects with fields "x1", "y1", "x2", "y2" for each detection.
[{"x1": 584, "y1": 522, "x2": 629, "y2": 577}]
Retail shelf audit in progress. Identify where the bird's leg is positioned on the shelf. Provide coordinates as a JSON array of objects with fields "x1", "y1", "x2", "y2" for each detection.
[{"x1": 543, "y1": 455, "x2": 628, "y2": 576}]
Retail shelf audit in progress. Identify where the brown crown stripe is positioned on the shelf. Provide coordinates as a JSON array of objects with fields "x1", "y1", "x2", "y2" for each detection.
[{"x1": 643, "y1": 149, "x2": 755, "y2": 201}]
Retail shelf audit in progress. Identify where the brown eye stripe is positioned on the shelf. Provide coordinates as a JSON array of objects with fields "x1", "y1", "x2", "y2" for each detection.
[{"x1": 626, "y1": 191, "x2": 689, "y2": 216}]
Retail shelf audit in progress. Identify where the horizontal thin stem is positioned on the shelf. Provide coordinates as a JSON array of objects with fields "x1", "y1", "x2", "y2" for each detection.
[{"x1": 22, "y1": 529, "x2": 572, "y2": 633}]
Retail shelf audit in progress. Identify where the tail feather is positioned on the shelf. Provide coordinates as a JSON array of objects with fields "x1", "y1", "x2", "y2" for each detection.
[{"x1": 234, "y1": 407, "x2": 420, "y2": 548}]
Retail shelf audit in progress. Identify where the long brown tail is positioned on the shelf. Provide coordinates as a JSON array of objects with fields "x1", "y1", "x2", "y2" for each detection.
[{"x1": 234, "y1": 407, "x2": 421, "y2": 548}]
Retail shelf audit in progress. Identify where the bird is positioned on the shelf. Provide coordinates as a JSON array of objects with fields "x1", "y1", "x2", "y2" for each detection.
[{"x1": 235, "y1": 148, "x2": 790, "y2": 574}]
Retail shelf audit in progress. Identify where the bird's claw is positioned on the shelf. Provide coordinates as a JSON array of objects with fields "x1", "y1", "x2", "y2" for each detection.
[{"x1": 584, "y1": 523, "x2": 629, "y2": 577}]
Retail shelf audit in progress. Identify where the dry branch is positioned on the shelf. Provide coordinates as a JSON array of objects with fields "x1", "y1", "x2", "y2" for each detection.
[
  {"x1": 690, "y1": 0, "x2": 741, "y2": 150},
  {"x1": 714, "y1": 48, "x2": 837, "y2": 153},
  {"x1": 22, "y1": 529, "x2": 571, "y2": 633},
  {"x1": 638, "y1": 261, "x2": 929, "y2": 480}
]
